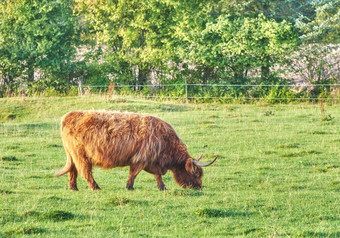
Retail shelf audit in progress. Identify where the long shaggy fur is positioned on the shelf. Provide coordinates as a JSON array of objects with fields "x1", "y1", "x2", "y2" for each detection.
[{"x1": 55, "y1": 110, "x2": 203, "y2": 190}]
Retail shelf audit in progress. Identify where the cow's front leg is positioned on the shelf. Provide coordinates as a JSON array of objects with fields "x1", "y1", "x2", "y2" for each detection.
[
  {"x1": 154, "y1": 174, "x2": 167, "y2": 191},
  {"x1": 126, "y1": 165, "x2": 142, "y2": 190}
]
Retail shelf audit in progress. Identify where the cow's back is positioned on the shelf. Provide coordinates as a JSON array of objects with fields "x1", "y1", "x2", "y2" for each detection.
[{"x1": 61, "y1": 110, "x2": 182, "y2": 169}]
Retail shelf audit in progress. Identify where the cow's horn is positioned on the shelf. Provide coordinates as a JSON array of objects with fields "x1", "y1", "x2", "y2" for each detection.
[
  {"x1": 197, "y1": 154, "x2": 203, "y2": 161},
  {"x1": 194, "y1": 156, "x2": 217, "y2": 167}
]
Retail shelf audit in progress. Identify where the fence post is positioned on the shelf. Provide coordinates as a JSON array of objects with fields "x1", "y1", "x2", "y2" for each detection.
[
  {"x1": 107, "y1": 82, "x2": 115, "y2": 101},
  {"x1": 185, "y1": 79, "x2": 188, "y2": 103},
  {"x1": 78, "y1": 80, "x2": 83, "y2": 96}
]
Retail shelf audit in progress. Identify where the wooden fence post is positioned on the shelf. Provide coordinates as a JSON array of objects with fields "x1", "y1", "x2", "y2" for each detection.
[
  {"x1": 108, "y1": 82, "x2": 115, "y2": 101},
  {"x1": 78, "y1": 80, "x2": 83, "y2": 96},
  {"x1": 185, "y1": 79, "x2": 188, "y2": 103}
]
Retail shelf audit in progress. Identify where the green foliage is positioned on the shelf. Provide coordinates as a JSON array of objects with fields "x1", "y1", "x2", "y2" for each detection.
[
  {"x1": 265, "y1": 86, "x2": 296, "y2": 103},
  {"x1": 75, "y1": 0, "x2": 178, "y2": 85},
  {"x1": 0, "y1": 0, "x2": 82, "y2": 90},
  {"x1": 296, "y1": 0, "x2": 340, "y2": 43},
  {"x1": 183, "y1": 13, "x2": 298, "y2": 82},
  {"x1": 75, "y1": 0, "x2": 301, "y2": 88},
  {"x1": 0, "y1": 0, "x2": 338, "y2": 99}
]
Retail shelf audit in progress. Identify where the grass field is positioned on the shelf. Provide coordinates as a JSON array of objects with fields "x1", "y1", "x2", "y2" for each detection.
[{"x1": 0, "y1": 95, "x2": 339, "y2": 237}]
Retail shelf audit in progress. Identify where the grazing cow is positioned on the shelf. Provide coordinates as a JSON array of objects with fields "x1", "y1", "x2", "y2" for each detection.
[{"x1": 55, "y1": 110, "x2": 217, "y2": 191}]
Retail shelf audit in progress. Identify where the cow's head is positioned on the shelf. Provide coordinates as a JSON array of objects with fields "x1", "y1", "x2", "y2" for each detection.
[{"x1": 173, "y1": 155, "x2": 217, "y2": 189}]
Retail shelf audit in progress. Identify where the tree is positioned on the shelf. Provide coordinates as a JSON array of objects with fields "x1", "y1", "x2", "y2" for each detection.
[
  {"x1": 219, "y1": 0, "x2": 339, "y2": 44},
  {"x1": 214, "y1": 0, "x2": 313, "y2": 22},
  {"x1": 179, "y1": 13, "x2": 298, "y2": 83},
  {"x1": 296, "y1": 0, "x2": 340, "y2": 43},
  {"x1": 0, "y1": 0, "x2": 81, "y2": 92},
  {"x1": 74, "y1": 0, "x2": 178, "y2": 87},
  {"x1": 290, "y1": 44, "x2": 340, "y2": 98}
]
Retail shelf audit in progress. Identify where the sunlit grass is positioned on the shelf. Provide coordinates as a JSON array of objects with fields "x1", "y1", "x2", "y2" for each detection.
[{"x1": 0, "y1": 95, "x2": 339, "y2": 237}]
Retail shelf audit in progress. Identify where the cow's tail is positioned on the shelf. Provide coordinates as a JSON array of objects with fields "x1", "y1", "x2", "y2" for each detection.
[{"x1": 54, "y1": 155, "x2": 73, "y2": 177}]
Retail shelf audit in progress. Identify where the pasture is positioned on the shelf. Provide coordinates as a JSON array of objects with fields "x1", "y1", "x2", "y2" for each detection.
[{"x1": 0, "y1": 96, "x2": 339, "y2": 237}]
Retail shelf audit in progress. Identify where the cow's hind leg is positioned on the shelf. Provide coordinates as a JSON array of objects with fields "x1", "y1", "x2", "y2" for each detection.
[
  {"x1": 72, "y1": 153, "x2": 101, "y2": 190},
  {"x1": 81, "y1": 163, "x2": 101, "y2": 190},
  {"x1": 63, "y1": 150, "x2": 78, "y2": 191},
  {"x1": 126, "y1": 165, "x2": 142, "y2": 190},
  {"x1": 68, "y1": 163, "x2": 78, "y2": 191},
  {"x1": 154, "y1": 175, "x2": 167, "y2": 191}
]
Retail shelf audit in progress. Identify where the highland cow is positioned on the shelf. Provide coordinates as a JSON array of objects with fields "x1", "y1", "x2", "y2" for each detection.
[{"x1": 55, "y1": 110, "x2": 217, "y2": 191}]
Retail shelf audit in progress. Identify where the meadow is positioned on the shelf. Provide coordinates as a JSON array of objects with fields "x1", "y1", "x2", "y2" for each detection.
[{"x1": 0, "y1": 95, "x2": 339, "y2": 237}]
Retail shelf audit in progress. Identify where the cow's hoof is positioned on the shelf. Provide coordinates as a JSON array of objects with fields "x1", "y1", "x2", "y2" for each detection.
[
  {"x1": 92, "y1": 187, "x2": 101, "y2": 191},
  {"x1": 158, "y1": 185, "x2": 167, "y2": 191},
  {"x1": 126, "y1": 185, "x2": 134, "y2": 190},
  {"x1": 69, "y1": 185, "x2": 79, "y2": 191}
]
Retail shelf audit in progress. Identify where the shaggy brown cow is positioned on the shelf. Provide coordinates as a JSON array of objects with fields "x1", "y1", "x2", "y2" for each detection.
[{"x1": 55, "y1": 110, "x2": 217, "y2": 191}]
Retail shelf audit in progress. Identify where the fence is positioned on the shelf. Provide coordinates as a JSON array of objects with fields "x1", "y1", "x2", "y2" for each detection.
[{"x1": 80, "y1": 82, "x2": 340, "y2": 102}]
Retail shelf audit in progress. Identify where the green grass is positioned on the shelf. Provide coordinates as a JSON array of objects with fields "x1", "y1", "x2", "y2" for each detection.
[{"x1": 0, "y1": 95, "x2": 339, "y2": 237}]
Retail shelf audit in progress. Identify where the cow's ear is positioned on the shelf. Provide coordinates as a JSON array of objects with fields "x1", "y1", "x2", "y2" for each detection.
[{"x1": 185, "y1": 158, "x2": 194, "y2": 174}]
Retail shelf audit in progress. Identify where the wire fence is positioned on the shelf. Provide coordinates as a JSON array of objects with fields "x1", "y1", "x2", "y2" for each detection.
[
  {"x1": 85, "y1": 83, "x2": 340, "y2": 88},
  {"x1": 80, "y1": 83, "x2": 340, "y2": 102}
]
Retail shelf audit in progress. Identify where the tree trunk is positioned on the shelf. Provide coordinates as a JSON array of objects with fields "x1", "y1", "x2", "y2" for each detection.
[
  {"x1": 8, "y1": 75, "x2": 13, "y2": 89},
  {"x1": 27, "y1": 67, "x2": 34, "y2": 83},
  {"x1": 201, "y1": 67, "x2": 215, "y2": 84},
  {"x1": 261, "y1": 56, "x2": 271, "y2": 80},
  {"x1": 2, "y1": 74, "x2": 14, "y2": 89},
  {"x1": 136, "y1": 65, "x2": 149, "y2": 90},
  {"x1": 233, "y1": 70, "x2": 245, "y2": 83},
  {"x1": 261, "y1": 65, "x2": 270, "y2": 80},
  {"x1": 1, "y1": 75, "x2": 8, "y2": 86}
]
